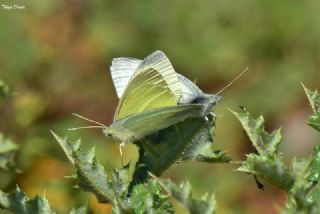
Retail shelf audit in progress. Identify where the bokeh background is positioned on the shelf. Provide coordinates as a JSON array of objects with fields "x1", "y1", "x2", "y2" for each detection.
[{"x1": 1, "y1": 0, "x2": 320, "y2": 213}]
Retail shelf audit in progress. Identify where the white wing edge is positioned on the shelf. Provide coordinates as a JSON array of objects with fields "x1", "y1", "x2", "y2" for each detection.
[
  {"x1": 109, "y1": 57, "x2": 142, "y2": 98},
  {"x1": 177, "y1": 73, "x2": 203, "y2": 104},
  {"x1": 134, "y1": 50, "x2": 181, "y2": 101}
]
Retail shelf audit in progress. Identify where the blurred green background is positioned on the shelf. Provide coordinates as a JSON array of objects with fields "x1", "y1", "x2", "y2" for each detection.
[{"x1": 1, "y1": 0, "x2": 320, "y2": 213}]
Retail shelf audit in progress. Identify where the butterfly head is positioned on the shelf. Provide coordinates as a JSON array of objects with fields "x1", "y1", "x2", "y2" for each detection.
[
  {"x1": 103, "y1": 127, "x2": 118, "y2": 140},
  {"x1": 103, "y1": 126, "x2": 135, "y2": 144},
  {"x1": 190, "y1": 93, "x2": 221, "y2": 117}
]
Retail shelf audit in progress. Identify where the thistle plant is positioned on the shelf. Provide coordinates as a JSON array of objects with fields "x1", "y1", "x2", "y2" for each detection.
[{"x1": 1, "y1": 82, "x2": 320, "y2": 214}]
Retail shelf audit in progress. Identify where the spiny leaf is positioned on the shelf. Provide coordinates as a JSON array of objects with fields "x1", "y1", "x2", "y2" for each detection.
[
  {"x1": 307, "y1": 114, "x2": 320, "y2": 132},
  {"x1": 51, "y1": 131, "x2": 114, "y2": 204},
  {"x1": 137, "y1": 115, "x2": 229, "y2": 176},
  {"x1": 231, "y1": 110, "x2": 281, "y2": 155},
  {"x1": 233, "y1": 108, "x2": 320, "y2": 213},
  {"x1": 108, "y1": 165, "x2": 131, "y2": 212},
  {"x1": 131, "y1": 179, "x2": 173, "y2": 214},
  {"x1": 284, "y1": 145, "x2": 320, "y2": 211},
  {"x1": 309, "y1": 146, "x2": 320, "y2": 190},
  {"x1": 0, "y1": 133, "x2": 19, "y2": 171},
  {"x1": 0, "y1": 187, "x2": 55, "y2": 214},
  {"x1": 179, "y1": 115, "x2": 231, "y2": 163},
  {"x1": 302, "y1": 83, "x2": 320, "y2": 114},
  {"x1": 70, "y1": 205, "x2": 88, "y2": 214},
  {"x1": 138, "y1": 118, "x2": 209, "y2": 176},
  {"x1": 52, "y1": 132, "x2": 135, "y2": 212},
  {"x1": 232, "y1": 110, "x2": 295, "y2": 191},
  {"x1": 50, "y1": 131, "x2": 76, "y2": 164},
  {"x1": 303, "y1": 84, "x2": 320, "y2": 132},
  {"x1": 238, "y1": 154, "x2": 294, "y2": 191},
  {"x1": 52, "y1": 132, "x2": 178, "y2": 213},
  {"x1": 157, "y1": 178, "x2": 216, "y2": 214},
  {"x1": 74, "y1": 146, "x2": 115, "y2": 204},
  {"x1": 183, "y1": 149, "x2": 231, "y2": 163}
]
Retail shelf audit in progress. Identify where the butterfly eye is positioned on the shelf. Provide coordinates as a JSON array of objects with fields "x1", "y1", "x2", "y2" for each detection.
[
  {"x1": 104, "y1": 131, "x2": 113, "y2": 137},
  {"x1": 103, "y1": 128, "x2": 113, "y2": 138}
]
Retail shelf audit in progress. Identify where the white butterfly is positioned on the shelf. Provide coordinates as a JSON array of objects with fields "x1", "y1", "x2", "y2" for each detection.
[{"x1": 105, "y1": 50, "x2": 220, "y2": 151}]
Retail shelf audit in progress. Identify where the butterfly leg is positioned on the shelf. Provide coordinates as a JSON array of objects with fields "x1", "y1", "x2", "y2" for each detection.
[
  {"x1": 119, "y1": 142, "x2": 126, "y2": 166},
  {"x1": 205, "y1": 112, "x2": 216, "y2": 121},
  {"x1": 210, "y1": 112, "x2": 216, "y2": 117}
]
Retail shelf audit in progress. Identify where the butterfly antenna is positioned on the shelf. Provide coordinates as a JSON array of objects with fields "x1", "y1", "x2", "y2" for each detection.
[
  {"x1": 72, "y1": 113, "x2": 106, "y2": 126},
  {"x1": 68, "y1": 126, "x2": 104, "y2": 131},
  {"x1": 216, "y1": 67, "x2": 248, "y2": 96}
]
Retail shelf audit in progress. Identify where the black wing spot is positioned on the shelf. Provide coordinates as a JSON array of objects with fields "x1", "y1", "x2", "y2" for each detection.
[{"x1": 191, "y1": 96, "x2": 207, "y2": 104}]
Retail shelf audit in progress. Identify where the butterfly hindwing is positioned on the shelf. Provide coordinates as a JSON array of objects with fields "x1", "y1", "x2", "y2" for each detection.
[
  {"x1": 177, "y1": 74, "x2": 203, "y2": 104},
  {"x1": 110, "y1": 57, "x2": 142, "y2": 98}
]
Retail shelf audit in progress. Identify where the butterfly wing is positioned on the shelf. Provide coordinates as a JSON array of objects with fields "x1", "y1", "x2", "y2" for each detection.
[
  {"x1": 109, "y1": 57, "x2": 142, "y2": 98},
  {"x1": 109, "y1": 104, "x2": 204, "y2": 142},
  {"x1": 109, "y1": 51, "x2": 209, "y2": 105},
  {"x1": 114, "y1": 68, "x2": 177, "y2": 120},
  {"x1": 114, "y1": 51, "x2": 181, "y2": 120},
  {"x1": 177, "y1": 73, "x2": 203, "y2": 104},
  {"x1": 136, "y1": 51, "x2": 181, "y2": 99}
]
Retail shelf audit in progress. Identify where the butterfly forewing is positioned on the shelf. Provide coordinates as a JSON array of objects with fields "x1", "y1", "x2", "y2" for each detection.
[
  {"x1": 112, "y1": 104, "x2": 204, "y2": 140},
  {"x1": 114, "y1": 68, "x2": 177, "y2": 120},
  {"x1": 135, "y1": 51, "x2": 181, "y2": 100},
  {"x1": 114, "y1": 50, "x2": 182, "y2": 120}
]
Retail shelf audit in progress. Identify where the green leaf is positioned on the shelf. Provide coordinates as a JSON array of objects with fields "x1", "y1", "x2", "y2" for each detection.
[
  {"x1": 74, "y1": 146, "x2": 116, "y2": 204},
  {"x1": 131, "y1": 179, "x2": 173, "y2": 214},
  {"x1": 302, "y1": 84, "x2": 320, "y2": 114},
  {"x1": 307, "y1": 113, "x2": 320, "y2": 132},
  {"x1": 51, "y1": 131, "x2": 75, "y2": 164},
  {"x1": 233, "y1": 108, "x2": 320, "y2": 213},
  {"x1": 283, "y1": 145, "x2": 320, "y2": 212},
  {"x1": 0, "y1": 187, "x2": 55, "y2": 214},
  {"x1": 70, "y1": 205, "x2": 88, "y2": 214},
  {"x1": 231, "y1": 110, "x2": 281, "y2": 155},
  {"x1": 183, "y1": 149, "x2": 231, "y2": 163},
  {"x1": 303, "y1": 84, "x2": 320, "y2": 131},
  {"x1": 306, "y1": 146, "x2": 320, "y2": 188},
  {"x1": 52, "y1": 131, "x2": 179, "y2": 213},
  {"x1": 179, "y1": 115, "x2": 231, "y2": 163},
  {"x1": 51, "y1": 131, "x2": 115, "y2": 204},
  {"x1": 233, "y1": 111, "x2": 294, "y2": 191},
  {"x1": 0, "y1": 133, "x2": 19, "y2": 171},
  {"x1": 157, "y1": 178, "x2": 216, "y2": 214},
  {"x1": 137, "y1": 115, "x2": 230, "y2": 176},
  {"x1": 238, "y1": 154, "x2": 294, "y2": 191},
  {"x1": 52, "y1": 131, "x2": 135, "y2": 213}
]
